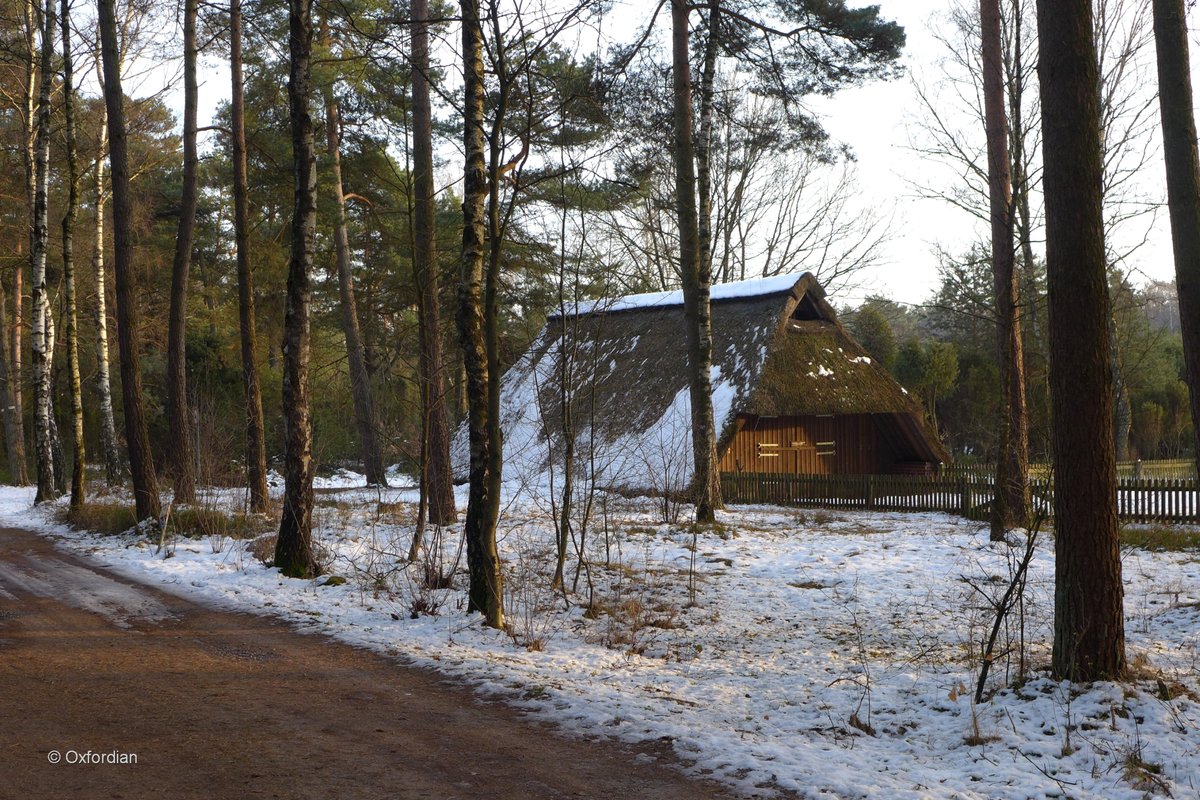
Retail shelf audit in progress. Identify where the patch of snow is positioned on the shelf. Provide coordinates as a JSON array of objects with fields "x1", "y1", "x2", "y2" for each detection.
[{"x1": 560, "y1": 273, "x2": 804, "y2": 317}]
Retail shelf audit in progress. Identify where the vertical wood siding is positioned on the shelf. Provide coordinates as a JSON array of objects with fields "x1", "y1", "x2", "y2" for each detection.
[{"x1": 719, "y1": 414, "x2": 898, "y2": 475}]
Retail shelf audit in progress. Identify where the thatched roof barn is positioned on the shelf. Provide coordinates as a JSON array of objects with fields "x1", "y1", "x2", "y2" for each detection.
[{"x1": 455, "y1": 273, "x2": 949, "y2": 494}]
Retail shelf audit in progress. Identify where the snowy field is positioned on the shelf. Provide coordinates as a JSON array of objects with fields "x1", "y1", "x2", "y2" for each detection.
[{"x1": 2, "y1": 478, "x2": 1198, "y2": 799}]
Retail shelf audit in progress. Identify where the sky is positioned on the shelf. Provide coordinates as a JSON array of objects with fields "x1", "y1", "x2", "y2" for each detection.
[
  {"x1": 176, "y1": 0, "x2": 1181, "y2": 309},
  {"x1": 817, "y1": 0, "x2": 1179, "y2": 307}
]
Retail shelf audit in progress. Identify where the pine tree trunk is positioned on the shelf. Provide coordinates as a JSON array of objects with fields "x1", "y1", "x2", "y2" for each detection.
[
  {"x1": 671, "y1": 0, "x2": 719, "y2": 523},
  {"x1": 274, "y1": 0, "x2": 318, "y2": 578},
  {"x1": 1151, "y1": 0, "x2": 1200, "y2": 468},
  {"x1": 230, "y1": 0, "x2": 269, "y2": 513},
  {"x1": 322, "y1": 88, "x2": 386, "y2": 487},
  {"x1": 458, "y1": 0, "x2": 503, "y2": 629},
  {"x1": 167, "y1": 0, "x2": 198, "y2": 504},
  {"x1": 982, "y1": 0, "x2": 1030, "y2": 537},
  {"x1": 31, "y1": 0, "x2": 57, "y2": 504},
  {"x1": 1036, "y1": 0, "x2": 1125, "y2": 681},
  {"x1": 411, "y1": 0, "x2": 456, "y2": 527},
  {"x1": 0, "y1": 280, "x2": 23, "y2": 484},
  {"x1": 91, "y1": 104, "x2": 123, "y2": 486},
  {"x1": 60, "y1": 0, "x2": 85, "y2": 508},
  {"x1": 13, "y1": 0, "x2": 34, "y2": 488},
  {"x1": 98, "y1": 0, "x2": 161, "y2": 523}
]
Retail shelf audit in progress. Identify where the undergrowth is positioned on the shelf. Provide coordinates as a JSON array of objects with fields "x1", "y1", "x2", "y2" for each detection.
[
  {"x1": 1121, "y1": 524, "x2": 1200, "y2": 552},
  {"x1": 61, "y1": 502, "x2": 274, "y2": 541}
]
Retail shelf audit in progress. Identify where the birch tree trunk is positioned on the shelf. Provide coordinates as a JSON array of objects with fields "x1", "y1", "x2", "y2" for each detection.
[
  {"x1": 92, "y1": 92, "x2": 123, "y2": 485},
  {"x1": 1151, "y1": 0, "x2": 1200, "y2": 469},
  {"x1": 982, "y1": 0, "x2": 1031, "y2": 537},
  {"x1": 411, "y1": 0, "x2": 456, "y2": 531},
  {"x1": 230, "y1": 0, "x2": 270, "y2": 512},
  {"x1": 98, "y1": 0, "x2": 161, "y2": 523},
  {"x1": 31, "y1": 0, "x2": 57, "y2": 504},
  {"x1": 1036, "y1": 0, "x2": 1125, "y2": 681},
  {"x1": 458, "y1": 0, "x2": 503, "y2": 628},
  {"x1": 322, "y1": 88, "x2": 387, "y2": 487},
  {"x1": 671, "y1": 0, "x2": 719, "y2": 523},
  {"x1": 167, "y1": 0, "x2": 199, "y2": 504},
  {"x1": 274, "y1": 0, "x2": 318, "y2": 578},
  {"x1": 60, "y1": 0, "x2": 85, "y2": 508}
]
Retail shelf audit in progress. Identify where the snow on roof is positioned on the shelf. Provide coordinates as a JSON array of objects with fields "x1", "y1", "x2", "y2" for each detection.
[{"x1": 559, "y1": 273, "x2": 806, "y2": 317}]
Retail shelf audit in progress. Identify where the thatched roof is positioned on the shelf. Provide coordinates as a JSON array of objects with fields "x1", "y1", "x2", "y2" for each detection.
[{"x1": 453, "y1": 273, "x2": 948, "y2": 491}]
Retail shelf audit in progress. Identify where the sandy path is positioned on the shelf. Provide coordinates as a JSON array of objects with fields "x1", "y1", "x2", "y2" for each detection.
[{"x1": 0, "y1": 526, "x2": 738, "y2": 800}]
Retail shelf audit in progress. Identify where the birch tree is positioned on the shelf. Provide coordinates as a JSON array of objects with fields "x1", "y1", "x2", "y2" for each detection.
[
  {"x1": 30, "y1": 0, "x2": 55, "y2": 503},
  {"x1": 60, "y1": 0, "x2": 84, "y2": 507}
]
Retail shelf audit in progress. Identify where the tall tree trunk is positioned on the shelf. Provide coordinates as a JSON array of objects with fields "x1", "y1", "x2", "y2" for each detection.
[
  {"x1": 274, "y1": 0, "x2": 318, "y2": 578},
  {"x1": 98, "y1": 0, "x2": 161, "y2": 523},
  {"x1": 1036, "y1": 0, "x2": 1125, "y2": 681},
  {"x1": 458, "y1": 0, "x2": 503, "y2": 629},
  {"x1": 671, "y1": 0, "x2": 720, "y2": 523},
  {"x1": 60, "y1": 0, "x2": 85, "y2": 508},
  {"x1": 31, "y1": 0, "x2": 56, "y2": 504},
  {"x1": 321, "y1": 87, "x2": 387, "y2": 486},
  {"x1": 0, "y1": 280, "x2": 22, "y2": 484},
  {"x1": 1151, "y1": 0, "x2": 1200, "y2": 467},
  {"x1": 167, "y1": 0, "x2": 198, "y2": 504},
  {"x1": 411, "y1": 0, "x2": 456, "y2": 529},
  {"x1": 92, "y1": 97, "x2": 123, "y2": 485},
  {"x1": 13, "y1": 0, "x2": 34, "y2": 488},
  {"x1": 982, "y1": 0, "x2": 1031, "y2": 537},
  {"x1": 230, "y1": 0, "x2": 269, "y2": 513}
]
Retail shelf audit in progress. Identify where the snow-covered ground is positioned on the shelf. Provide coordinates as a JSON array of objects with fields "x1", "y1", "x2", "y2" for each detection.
[{"x1": 2, "y1": 479, "x2": 1198, "y2": 799}]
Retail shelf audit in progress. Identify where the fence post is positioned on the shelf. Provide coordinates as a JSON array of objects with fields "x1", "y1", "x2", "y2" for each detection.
[
  {"x1": 866, "y1": 475, "x2": 875, "y2": 510},
  {"x1": 960, "y1": 479, "x2": 971, "y2": 519}
]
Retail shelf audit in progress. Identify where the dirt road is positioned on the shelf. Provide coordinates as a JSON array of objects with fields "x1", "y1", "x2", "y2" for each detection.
[{"x1": 0, "y1": 526, "x2": 737, "y2": 799}]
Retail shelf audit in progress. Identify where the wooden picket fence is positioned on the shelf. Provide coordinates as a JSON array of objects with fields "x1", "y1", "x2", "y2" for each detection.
[{"x1": 720, "y1": 472, "x2": 1200, "y2": 525}]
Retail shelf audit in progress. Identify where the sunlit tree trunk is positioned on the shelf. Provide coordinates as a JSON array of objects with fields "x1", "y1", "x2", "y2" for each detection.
[
  {"x1": 458, "y1": 0, "x2": 503, "y2": 628},
  {"x1": 1151, "y1": 0, "x2": 1200, "y2": 468},
  {"x1": 31, "y1": 0, "x2": 56, "y2": 504},
  {"x1": 322, "y1": 87, "x2": 386, "y2": 487},
  {"x1": 98, "y1": 0, "x2": 161, "y2": 522},
  {"x1": 167, "y1": 0, "x2": 198, "y2": 503},
  {"x1": 1036, "y1": 0, "x2": 1125, "y2": 681},
  {"x1": 274, "y1": 0, "x2": 318, "y2": 578},
  {"x1": 671, "y1": 0, "x2": 719, "y2": 523},
  {"x1": 230, "y1": 0, "x2": 269, "y2": 512},
  {"x1": 60, "y1": 0, "x2": 85, "y2": 508},
  {"x1": 91, "y1": 96, "x2": 123, "y2": 486}
]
